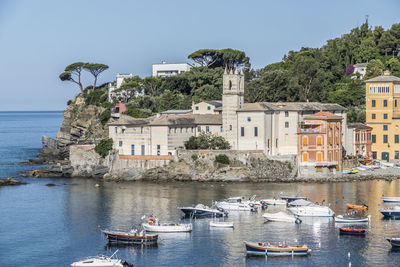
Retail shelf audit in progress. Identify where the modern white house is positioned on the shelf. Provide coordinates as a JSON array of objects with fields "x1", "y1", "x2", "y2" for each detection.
[
  {"x1": 352, "y1": 63, "x2": 367, "y2": 80},
  {"x1": 152, "y1": 61, "x2": 192, "y2": 77},
  {"x1": 108, "y1": 69, "x2": 347, "y2": 156},
  {"x1": 108, "y1": 73, "x2": 144, "y2": 102}
]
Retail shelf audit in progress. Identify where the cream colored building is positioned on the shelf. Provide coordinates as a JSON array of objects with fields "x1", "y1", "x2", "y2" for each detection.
[{"x1": 108, "y1": 69, "x2": 347, "y2": 156}]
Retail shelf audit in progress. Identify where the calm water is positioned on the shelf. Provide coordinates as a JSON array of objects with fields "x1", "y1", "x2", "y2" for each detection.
[{"x1": 1, "y1": 111, "x2": 400, "y2": 267}]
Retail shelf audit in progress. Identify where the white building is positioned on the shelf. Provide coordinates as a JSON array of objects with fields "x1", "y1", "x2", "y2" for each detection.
[
  {"x1": 152, "y1": 61, "x2": 192, "y2": 77},
  {"x1": 352, "y1": 63, "x2": 367, "y2": 80},
  {"x1": 109, "y1": 69, "x2": 347, "y2": 156},
  {"x1": 108, "y1": 73, "x2": 144, "y2": 102}
]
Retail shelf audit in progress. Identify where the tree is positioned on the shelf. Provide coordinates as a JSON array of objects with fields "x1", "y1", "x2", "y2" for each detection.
[
  {"x1": 187, "y1": 48, "x2": 249, "y2": 70},
  {"x1": 188, "y1": 49, "x2": 222, "y2": 68},
  {"x1": 386, "y1": 57, "x2": 400, "y2": 77},
  {"x1": 378, "y1": 31, "x2": 397, "y2": 55},
  {"x1": 59, "y1": 62, "x2": 85, "y2": 93},
  {"x1": 358, "y1": 37, "x2": 378, "y2": 62},
  {"x1": 84, "y1": 63, "x2": 109, "y2": 90},
  {"x1": 220, "y1": 48, "x2": 250, "y2": 70},
  {"x1": 142, "y1": 76, "x2": 162, "y2": 96},
  {"x1": 184, "y1": 132, "x2": 230, "y2": 150},
  {"x1": 94, "y1": 138, "x2": 113, "y2": 157},
  {"x1": 365, "y1": 59, "x2": 384, "y2": 79}
]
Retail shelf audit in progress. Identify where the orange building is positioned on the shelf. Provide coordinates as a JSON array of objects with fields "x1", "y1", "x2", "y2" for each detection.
[{"x1": 298, "y1": 112, "x2": 343, "y2": 177}]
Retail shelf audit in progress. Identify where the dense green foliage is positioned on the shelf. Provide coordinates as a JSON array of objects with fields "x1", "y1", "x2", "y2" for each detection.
[
  {"x1": 184, "y1": 132, "x2": 231, "y2": 150},
  {"x1": 188, "y1": 48, "x2": 250, "y2": 70},
  {"x1": 99, "y1": 109, "x2": 111, "y2": 125},
  {"x1": 215, "y1": 154, "x2": 230, "y2": 165},
  {"x1": 94, "y1": 138, "x2": 113, "y2": 157}
]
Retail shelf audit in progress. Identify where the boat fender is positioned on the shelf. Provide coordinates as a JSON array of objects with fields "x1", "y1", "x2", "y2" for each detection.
[
  {"x1": 148, "y1": 217, "x2": 156, "y2": 225},
  {"x1": 295, "y1": 218, "x2": 302, "y2": 224}
]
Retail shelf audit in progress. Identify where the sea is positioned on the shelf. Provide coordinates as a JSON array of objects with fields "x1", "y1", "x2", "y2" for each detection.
[{"x1": 0, "y1": 111, "x2": 400, "y2": 267}]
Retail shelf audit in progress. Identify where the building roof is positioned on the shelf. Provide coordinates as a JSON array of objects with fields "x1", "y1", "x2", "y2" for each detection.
[
  {"x1": 160, "y1": 109, "x2": 192, "y2": 115},
  {"x1": 347, "y1": 123, "x2": 372, "y2": 130},
  {"x1": 148, "y1": 114, "x2": 221, "y2": 126},
  {"x1": 364, "y1": 73, "x2": 400, "y2": 83},
  {"x1": 354, "y1": 63, "x2": 367, "y2": 68},
  {"x1": 304, "y1": 111, "x2": 342, "y2": 120},
  {"x1": 204, "y1": 100, "x2": 222, "y2": 107},
  {"x1": 107, "y1": 114, "x2": 151, "y2": 126},
  {"x1": 239, "y1": 102, "x2": 347, "y2": 112},
  {"x1": 193, "y1": 114, "x2": 222, "y2": 125}
]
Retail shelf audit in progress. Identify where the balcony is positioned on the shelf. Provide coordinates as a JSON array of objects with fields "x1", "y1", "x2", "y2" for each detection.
[{"x1": 299, "y1": 128, "x2": 322, "y2": 134}]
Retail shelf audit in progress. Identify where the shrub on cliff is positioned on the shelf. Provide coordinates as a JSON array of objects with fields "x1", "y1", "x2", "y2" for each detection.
[
  {"x1": 84, "y1": 88, "x2": 108, "y2": 106},
  {"x1": 95, "y1": 138, "x2": 113, "y2": 157},
  {"x1": 215, "y1": 154, "x2": 230, "y2": 165},
  {"x1": 184, "y1": 132, "x2": 231, "y2": 150},
  {"x1": 99, "y1": 109, "x2": 111, "y2": 125}
]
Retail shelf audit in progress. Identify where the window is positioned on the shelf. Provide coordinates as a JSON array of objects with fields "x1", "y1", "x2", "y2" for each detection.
[
  {"x1": 384, "y1": 100, "x2": 388, "y2": 107},
  {"x1": 197, "y1": 126, "x2": 201, "y2": 132},
  {"x1": 119, "y1": 141, "x2": 123, "y2": 147},
  {"x1": 384, "y1": 114, "x2": 388, "y2": 119},
  {"x1": 396, "y1": 151, "x2": 399, "y2": 160},
  {"x1": 285, "y1": 111, "x2": 289, "y2": 117},
  {"x1": 372, "y1": 134, "x2": 376, "y2": 143},
  {"x1": 356, "y1": 133, "x2": 359, "y2": 141},
  {"x1": 195, "y1": 106, "x2": 199, "y2": 110},
  {"x1": 131, "y1": 144, "x2": 135, "y2": 155},
  {"x1": 141, "y1": 127, "x2": 143, "y2": 134},
  {"x1": 157, "y1": 145, "x2": 160, "y2": 156},
  {"x1": 317, "y1": 152, "x2": 322, "y2": 162},
  {"x1": 141, "y1": 145, "x2": 145, "y2": 155},
  {"x1": 384, "y1": 125, "x2": 388, "y2": 131},
  {"x1": 384, "y1": 135, "x2": 388, "y2": 143},
  {"x1": 362, "y1": 133, "x2": 366, "y2": 141},
  {"x1": 396, "y1": 135, "x2": 399, "y2": 144},
  {"x1": 267, "y1": 139, "x2": 270, "y2": 148},
  {"x1": 396, "y1": 100, "x2": 398, "y2": 107},
  {"x1": 247, "y1": 117, "x2": 251, "y2": 122},
  {"x1": 241, "y1": 127, "x2": 245, "y2": 137},
  {"x1": 367, "y1": 133, "x2": 371, "y2": 140},
  {"x1": 254, "y1": 127, "x2": 258, "y2": 137},
  {"x1": 285, "y1": 122, "x2": 289, "y2": 128},
  {"x1": 329, "y1": 152, "x2": 332, "y2": 161},
  {"x1": 229, "y1": 125, "x2": 232, "y2": 131},
  {"x1": 275, "y1": 138, "x2": 278, "y2": 148},
  {"x1": 302, "y1": 153, "x2": 308, "y2": 162},
  {"x1": 229, "y1": 80, "x2": 232, "y2": 90},
  {"x1": 206, "y1": 126, "x2": 209, "y2": 132},
  {"x1": 372, "y1": 100, "x2": 376, "y2": 107},
  {"x1": 303, "y1": 136, "x2": 308, "y2": 146},
  {"x1": 372, "y1": 114, "x2": 376, "y2": 119},
  {"x1": 220, "y1": 126, "x2": 223, "y2": 132},
  {"x1": 115, "y1": 127, "x2": 118, "y2": 134},
  {"x1": 207, "y1": 106, "x2": 211, "y2": 110},
  {"x1": 317, "y1": 136, "x2": 322, "y2": 145}
]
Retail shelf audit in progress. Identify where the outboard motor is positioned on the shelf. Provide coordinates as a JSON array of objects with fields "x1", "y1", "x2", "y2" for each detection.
[{"x1": 260, "y1": 201, "x2": 268, "y2": 210}]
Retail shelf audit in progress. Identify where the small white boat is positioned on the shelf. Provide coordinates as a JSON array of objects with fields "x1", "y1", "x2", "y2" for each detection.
[
  {"x1": 380, "y1": 206, "x2": 400, "y2": 217},
  {"x1": 288, "y1": 199, "x2": 313, "y2": 207},
  {"x1": 335, "y1": 215, "x2": 370, "y2": 223},
  {"x1": 71, "y1": 250, "x2": 133, "y2": 267},
  {"x1": 215, "y1": 195, "x2": 260, "y2": 211},
  {"x1": 263, "y1": 211, "x2": 301, "y2": 223},
  {"x1": 260, "y1": 198, "x2": 287, "y2": 206},
  {"x1": 288, "y1": 203, "x2": 334, "y2": 217},
  {"x1": 382, "y1": 197, "x2": 400, "y2": 202},
  {"x1": 142, "y1": 217, "x2": 192, "y2": 232},
  {"x1": 209, "y1": 221, "x2": 234, "y2": 228}
]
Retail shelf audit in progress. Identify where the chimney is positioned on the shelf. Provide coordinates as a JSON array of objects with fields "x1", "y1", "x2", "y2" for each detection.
[{"x1": 383, "y1": 70, "x2": 391, "y2": 76}]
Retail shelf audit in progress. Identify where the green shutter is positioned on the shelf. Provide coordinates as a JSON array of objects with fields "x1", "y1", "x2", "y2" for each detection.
[
  {"x1": 372, "y1": 135, "x2": 376, "y2": 143},
  {"x1": 396, "y1": 135, "x2": 399, "y2": 144}
]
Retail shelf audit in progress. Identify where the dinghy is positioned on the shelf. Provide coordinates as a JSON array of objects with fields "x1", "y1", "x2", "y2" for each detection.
[
  {"x1": 244, "y1": 241, "x2": 311, "y2": 256},
  {"x1": 386, "y1": 237, "x2": 400, "y2": 247},
  {"x1": 263, "y1": 211, "x2": 301, "y2": 223},
  {"x1": 71, "y1": 250, "x2": 133, "y2": 267},
  {"x1": 101, "y1": 228, "x2": 158, "y2": 245},
  {"x1": 209, "y1": 221, "x2": 234, "y2": 228},
  {"x1": 142, "y1": 216, "x2": 192, "y2": 232},
  {"x1": 346, "y1": 203, "x2": 368, "y2": 211},
  {"x1": 382, "y1": 197, "x2": 400, "y2": 202},
  {"x1": 339, "y1": 227, "x2": 366, "y2": 236},
  {"x1": 335, "y1": 215, "x2": 370, "y2": 223}
]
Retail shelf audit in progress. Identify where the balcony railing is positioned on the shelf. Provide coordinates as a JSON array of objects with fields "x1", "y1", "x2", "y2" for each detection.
[{"x1": 299, "y1": 128, "x2": 322, "y2": 134}]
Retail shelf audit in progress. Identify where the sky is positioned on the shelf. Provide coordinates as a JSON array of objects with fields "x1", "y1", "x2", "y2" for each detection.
[{"x1": 0, "y1": 0, "x2": 399, "y2": 111}]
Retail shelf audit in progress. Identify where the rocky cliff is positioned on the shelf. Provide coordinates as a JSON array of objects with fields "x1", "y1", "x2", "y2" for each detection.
[{"x1": 41, "y1": 95, "x2": 108, "y2": 160}]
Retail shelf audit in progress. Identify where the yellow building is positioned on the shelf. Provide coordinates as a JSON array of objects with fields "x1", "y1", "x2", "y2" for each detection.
[{"x1": 365, "y1": 71, "x2": 400, "y2": 161}]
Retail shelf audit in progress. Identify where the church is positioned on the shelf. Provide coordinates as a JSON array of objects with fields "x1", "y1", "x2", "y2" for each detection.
[{"x1": 108, "y1": 69, "x2": 347, "y2": 157}]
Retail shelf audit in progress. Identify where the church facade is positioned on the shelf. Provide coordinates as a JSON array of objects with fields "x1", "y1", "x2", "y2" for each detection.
[{"x1": 108, "y1": 69, "x2": 347, "y2": 157}]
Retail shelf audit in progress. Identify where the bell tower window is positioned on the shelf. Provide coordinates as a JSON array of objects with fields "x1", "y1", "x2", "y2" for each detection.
[{"x1": 229, "y1": 80, "x2": 232, "y2": 90}]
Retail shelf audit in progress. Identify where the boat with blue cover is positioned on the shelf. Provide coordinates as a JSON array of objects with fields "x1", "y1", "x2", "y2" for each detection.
[
  {"x1": 178, "y1": 204, "x2": 227, "y2": 217},
  {"x1": 244, "y1": 241, "x2": 311, "y2": 256}
]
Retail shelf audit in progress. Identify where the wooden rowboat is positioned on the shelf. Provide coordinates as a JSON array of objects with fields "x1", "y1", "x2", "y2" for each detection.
[
  {"x1": 101, "y1": 229, "x2": 158, "y2": 245},
  {"x1": 346, "y1": 203, "x2": 368, "y2": 211},
  {"x1": 244, "y1": 241, "x2": 311, "y2": 256},
  {"x1": 339, "y1": 227, "x2": 366, "y2": 236}
]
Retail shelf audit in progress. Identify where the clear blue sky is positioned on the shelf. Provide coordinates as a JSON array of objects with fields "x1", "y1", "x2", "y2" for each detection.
[{"x1": 0, "y1": 0, "x2": 399, "y2": 111}]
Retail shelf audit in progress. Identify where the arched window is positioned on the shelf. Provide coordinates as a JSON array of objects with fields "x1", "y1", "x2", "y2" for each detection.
[
  {"x1": 303, "y1": 152, "x2": 308, "y2": 162},
  {"x1": 229, "y1": 80, "x2": 232, "y2": 90}
]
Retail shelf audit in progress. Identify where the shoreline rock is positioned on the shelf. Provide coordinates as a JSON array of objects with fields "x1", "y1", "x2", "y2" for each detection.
[{"x1": 0, "y1": 177, "x2": 27, "y2": 186}]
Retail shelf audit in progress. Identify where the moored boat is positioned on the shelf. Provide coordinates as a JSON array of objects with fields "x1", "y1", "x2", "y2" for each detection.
[
  {"x1": 214, "y1": 196, "x2": 260, "y2": 211},
  {"x1": 142, "y1": 217, "x2": 192, "y2": 232},
  {"x1": 382, "y1": 197, "x2": 400, "y2": 202},
  {"x1": 380, "y1": 206, "x2": 400, "y2": 218},
  {"x1": 71, "y1": 250, "x2": 133, "y2": 267},
  {"x1": 335, "y1": 215, "x2": 370, "y2": 223},
  {"x1": 262, "y1": 211, "x2": 301, "y2": 223},
  {"x1": 244, "y1": 241, "x2": 311, "y2": 256},
  {"x1": 209, "y1": 221, "x2": 234, "y2": 228},
  {"x1": 260, "y1": 198, "x2": 287, "y2": 206},
  {"x1": 386, "y1": 237, "x2": 400, "y2": 247},
  {"x1": 288, "y1": 203, "x2": 334, "y2": 217},
  {"x1": 346, "y1": 203, "x2": 368, "y2": 211},
  {"x1": 339, "y1": 227, "x2": 366, "y2": 236},
  {"x1": 101, "y1": 229, "x2": 158, "y2": 245},
  {"x1": 280, "y1": 196, "x2": 307, "y2": 203},
  {"x1": 178, "y1": 204, "x2": 227, "y2": 217}
]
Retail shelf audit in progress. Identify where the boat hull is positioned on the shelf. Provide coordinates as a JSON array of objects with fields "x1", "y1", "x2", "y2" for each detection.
[
  {"x1": 380, "y1": 210, "x2": 400, "y2": 218},
  {"x1": 280, "y1": 196, "x2": 307, "y2": 202},
  {"x1": 142, "y1": 223, "x2": 192, "y2": 232},
  {"x1": 387, "y1": 238, "x2": 400, "y2": 247},
  {"x1": 179, "y1": 208, "x2": 225, "y2": 217},
  {"x1": 382, "y1": 197, "x2": 400, "y2": 202},
  {"x1": 244, "y1": 242, "x2": 310, "y2": 256},
  {"x1": 209, "y1": 221, "x2": 234, "y2": 228},
  {"x1": 262, "y1": 212, "x2": 301, "y2": 223},
  {"x1": 288, "y1": 206, "x2": 334, "y2": 217},
  {"x1": 335, "y1": 215, "x2": 370, "y2": 223},
  {"x1": 102, "y1": 230, "x2": 158, "y2": 245},
  {"x1": 339, "y1": 228, "x2": 366, "y2": 236}
]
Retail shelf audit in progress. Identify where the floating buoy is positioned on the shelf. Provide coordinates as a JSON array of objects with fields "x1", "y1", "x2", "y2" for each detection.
[
  {"x1": 349, "y1": 262, "x2": 351, "y2": 267},
  {"x1": 348, "y1": 252, "x2": 350, "y2": 258},
  {"x1": 97, "y1": 225, "x2": 101, "y2": 229},
  {"x1": 378, "y1": 203, "x2": 381, "y2": 206}
]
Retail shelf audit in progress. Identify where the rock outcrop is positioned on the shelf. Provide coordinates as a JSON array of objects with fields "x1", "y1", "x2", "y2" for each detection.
[{"x1": 0, "y1": 177, "x2": 27, "y2": 186}]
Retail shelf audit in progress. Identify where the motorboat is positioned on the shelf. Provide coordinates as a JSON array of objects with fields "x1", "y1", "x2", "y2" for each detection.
[
  {"x1": 244, "y1": 241, "x2": 311, "y2": 256},
  {"x1": 101, "y1": 228, "x2": 158, "y2": 245},
  {"x1": 262, "y1": 211, "x2": 301, "y2": 223},
  {"x1": 386, "y1": 237, "x2": 400, "y2": 247},
  {"x1": 288, "y1": 199, "x2": 313, "y2": 207},
  {"x1": 335, "y1": 215, "x2": 370, "y2": 223},
  {"x1": 209, "y1": 221, "x2": 234, "y2": 228},
  {"x1": 214, "y1": 196, "x2": 260, "y2": 211},
  {"x1": 342, "y1": 168, "x2": 358, "y2": 174},
  {"x1": 339, "y1": 227, "x2": 366, "y2": 236},
  {"x1": 287, "y1": 203, "x2": 334, "y2": 217},
  {"x1": 346, "y1": 203, "x2": 368, "y2": 211},
  {"x1": 71, "y1": 250, "x2": 133, "y2": 267},
  {"x1": 178, "y1": 204, "x2": 227, "y2": 217},
  {"x1": 280, "y1": 196, "x2": 307, "y2": 203},
  {"x1": 260, "y1": 198, "x2": 287, "y2": 206},
  {"x1": 382, "y1": 197, "x2": 400, "y2": 202},
  {"x1": 380, "y1": 206, "x2": 400, "y2": 218},
  {"x1": 142, "y1": 216, "x2": 192, "y2": 232}
]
